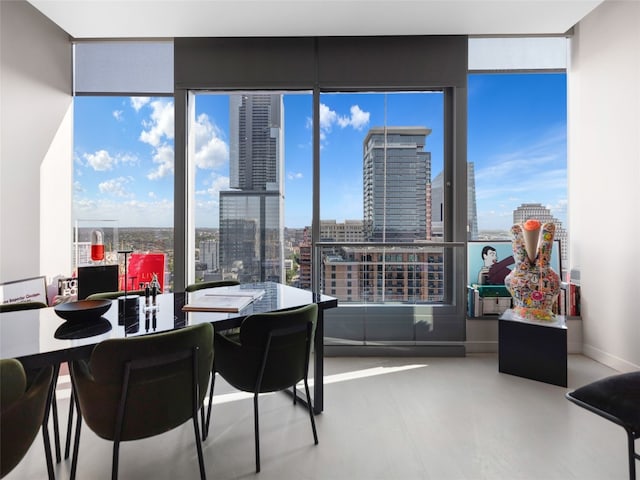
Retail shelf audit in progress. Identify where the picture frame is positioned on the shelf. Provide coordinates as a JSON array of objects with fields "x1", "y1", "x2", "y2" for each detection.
[
  {"x1": 0, "y1": 275, "x2": 48, "y2": 306},
  {"x1": 467, "y1": 240, "x2": 562, "y2": 287}
]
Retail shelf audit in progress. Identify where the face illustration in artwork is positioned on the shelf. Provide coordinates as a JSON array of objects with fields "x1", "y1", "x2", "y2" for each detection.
[{"x1": 482, "y1": 247, "x2": 497, "y2": 267}]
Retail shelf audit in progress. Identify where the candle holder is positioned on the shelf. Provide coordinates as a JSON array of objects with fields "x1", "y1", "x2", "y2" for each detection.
[{"x1": 117, "y1": 250, "x2": 139, "y2": 327}]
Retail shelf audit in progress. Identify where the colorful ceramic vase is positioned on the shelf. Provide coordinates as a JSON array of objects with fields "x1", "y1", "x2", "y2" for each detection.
[{"x1": 504, "y1": 221, "x2": 560, "y2": 321}]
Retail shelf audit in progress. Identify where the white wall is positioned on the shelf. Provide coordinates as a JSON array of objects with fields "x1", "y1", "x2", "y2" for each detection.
[
  {"x1": 568, "y1": 0, "x2": 640, "y2": 371},
  {"x1": 0, "y1": 0, "x2": 73, "y2": 287}
]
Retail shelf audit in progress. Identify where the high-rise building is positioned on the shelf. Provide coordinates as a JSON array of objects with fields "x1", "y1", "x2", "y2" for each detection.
[
  {"x1": 198, "y1": 239, "x2": 219, "y2": 272},
  {"x1": 363, "y1": 127, "x2": 432, "y2": 242},
  {"x1": 467, "y1": 162, "x2": 478, "y2": 240},
  {"x1": 220, "y1": 94, "x2": 285, "y2": 283},
  {"x1": 319, "y1": 220, "x2": 364, "y2": 242},
  {"x1": 513, "y1": 203, "x2": 568, "y2": 275},
  {"x1": 431, "y1": 162, "x2": 478, "y2": 240}
]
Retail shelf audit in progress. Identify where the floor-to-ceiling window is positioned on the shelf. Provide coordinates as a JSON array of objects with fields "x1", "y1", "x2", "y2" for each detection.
[
  {"x1": 188, "y1": 91, "x2": 312, "y2": 288},
  {"x1": 467, "y1": 37, "x2": 569, "y2": 305},
  {"x1": 173, "y1": 36, "x2": 468, "y2": 353},
  {"x1": 317, "y1": 91, "x2": 445, "y2": 302},
  {"x1": 72, "y1": 41, "x2": 175, "y2": 292}
]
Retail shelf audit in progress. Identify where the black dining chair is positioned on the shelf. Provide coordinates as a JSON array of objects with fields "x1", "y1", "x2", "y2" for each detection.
[
  {"x1": 208, "y1": 303, "x2": 318, "y2": 472},
  {"x1": 0, "y1": 359, "x2": 54, "y2": 479},
  {"x1": 69, "y1": 322, "x2": 214, "y2": 480},
  {"x1": 0, "y1": 300, "x2": 66, "y2": 466},
  {"x1": 185, "y1": 280, "x2": 240, "y2": 293},
  {"x1": 566, "y1": 371, "x2": 640, "y2": 480},
  {"x1": 85, "y1": 289, "x2": 146, "y2": 300},
  {"x1": 0, "y1": 301, "x2": 48, "y2": 313}
]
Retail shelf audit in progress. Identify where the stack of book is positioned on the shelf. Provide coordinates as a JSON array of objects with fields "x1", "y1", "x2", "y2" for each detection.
[
  {"x1": 183, "y1": 289, "x2": 266, "y2": 313},
  {"x1": 467, "y1": 285, "x2": 513, "y2": 317}
]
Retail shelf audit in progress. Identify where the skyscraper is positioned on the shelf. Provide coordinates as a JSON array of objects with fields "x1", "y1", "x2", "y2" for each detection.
[
  {"x1": 430, "y1": 162, "x2": 478, "y2": 240},
  {"x1": 220, "y1": 94, "x2": 285, "y2": 283},
  {"x1": 198, "y1": 239, "x2": 219, "y2": 272},
  {"x1": 362, "y1": 127, "x2": 432, "y2": 242}
]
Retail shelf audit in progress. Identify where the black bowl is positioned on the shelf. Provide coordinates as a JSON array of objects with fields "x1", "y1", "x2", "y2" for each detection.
[{"x1": 54, "y1": 299, "x2": 113, "y2": 323}]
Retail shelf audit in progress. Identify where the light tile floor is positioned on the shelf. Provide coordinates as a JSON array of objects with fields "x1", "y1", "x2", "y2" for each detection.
[{"x1": 6, "y1": 354, "x2": 630, "y2": 480}]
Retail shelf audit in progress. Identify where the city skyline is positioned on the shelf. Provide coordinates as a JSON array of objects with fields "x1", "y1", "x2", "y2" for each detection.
[{"x1": 73, "y1": 73, "x2": 567, "y2": 233}]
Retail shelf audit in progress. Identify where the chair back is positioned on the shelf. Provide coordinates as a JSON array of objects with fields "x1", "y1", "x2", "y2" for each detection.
[
  {"x1": 0, "y1": 301, "x2": 47, "y2": 313},
  {"x1": 86, "y1": 290, "x2": 146, "y2": 300},
  {"x1": 185, "y1": 280, "x2": 240, "y2": 292},
  {"x1": 228, "y1": 303, "x2": 317, "y2": 393},
  {"x1": 0, "y1": 359, "x2": 53, "y2": 478},
  {"x1": 71, "y1": 322, "x2": 213, "y2": 441}
]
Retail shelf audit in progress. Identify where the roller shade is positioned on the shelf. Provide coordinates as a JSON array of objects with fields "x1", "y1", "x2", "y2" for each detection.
[{"x1": 74, "y1": 41, "x2": 174, "y2": 95}]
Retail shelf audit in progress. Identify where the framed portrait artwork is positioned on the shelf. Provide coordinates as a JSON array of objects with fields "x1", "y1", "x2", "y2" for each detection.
[{"x1": 467, "y1": 240, "x2": 562, "y2": 287}]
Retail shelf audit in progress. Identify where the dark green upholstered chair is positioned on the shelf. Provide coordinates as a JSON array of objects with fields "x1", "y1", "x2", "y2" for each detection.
[
  {"x1": 567, "y1": 371, "x2": 640, "y2": 480},
  {"x1": 0, "y1": 359, "x2": 54, "y2": 479},
  {"x1": 86, "y1": 289, "x2": 146, "y2": 300},
  {"x1": 69, "y1": 322, "x2": 214, "y2": 480},
  {"x1": 0, "y1": 301, "x2": 47, "y2": 313},
  {"x1": 210, "y1": 303, "x2": 318, "y2": 472},
  {"x1": 0, "y1": 300, "x2": 66, "y2": 467},
  {"x1": 185, "y1": 280, "x2": 240, "y2": 293}
]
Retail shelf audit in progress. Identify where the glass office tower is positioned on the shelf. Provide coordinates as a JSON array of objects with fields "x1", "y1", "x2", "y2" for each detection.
[
  {"x1": 220, "y1": 94, "x2": 285, "y2": 283},
  {"x1": 431, "y1": 162, "x2": 479, "y2": 240},
  {"x1": 363, "y1": 127, "x2": 432, "y2": 242}
]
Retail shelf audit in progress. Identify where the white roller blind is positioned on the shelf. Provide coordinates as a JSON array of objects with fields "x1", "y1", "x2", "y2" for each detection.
[
  {"x1": 468, "y1": 37, "x2": 567, "y2": 71},
  {"x1": 74, "y1": 41, "x2": 173, "y2": 94}
]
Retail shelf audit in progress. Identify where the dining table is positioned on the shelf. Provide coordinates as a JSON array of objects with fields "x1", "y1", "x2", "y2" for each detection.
[{"x1": 0, "y1": 282, "x2": 337, "y2": 479}]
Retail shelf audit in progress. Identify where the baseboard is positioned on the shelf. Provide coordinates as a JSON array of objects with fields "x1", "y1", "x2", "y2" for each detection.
[
  {"x1": 582, "y1": 344, "x2": 640, "y2": 373},
  {"x1": 324, "y1": 344, "x2": 466, "y2": 357},
  {"x1": 465, "y1": 316, "x2": 583, "y2": 354}
]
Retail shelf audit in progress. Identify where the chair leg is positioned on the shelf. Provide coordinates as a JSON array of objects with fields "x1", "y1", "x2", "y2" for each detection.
[
  {"x1": 65, "y1": 387, "x2": 75, "y2": 459},
  {"x1": 51, "y1": 390, "x2": 61, "y2": 463},
  {"x1": 43, "y1": 363, "x2": 59, "y2": 480},
  {"x1": 192, "y1": 410, "x2": 207, "y2": 479},
  {"x1": 627, "y1": 430, "x2": 636, "y2": 480},
  {"x1": 41, "y1": 420, "x2": 55, "y2": 480},
  {"x1": 303, "y1": 377, "x2": 318, "y2": 445},
  {"x1": 112, "y1": 440, "x2": 121, "y2": 480},
  {"x1": 203, "y1": 370, "x2": 215, "y2": 441},
  {"x1": 254, "y1": 393, "x2": 261, "y2": 473},
  {"x1": 69, "y1": 385, "x2": 83, "y2": 480}
]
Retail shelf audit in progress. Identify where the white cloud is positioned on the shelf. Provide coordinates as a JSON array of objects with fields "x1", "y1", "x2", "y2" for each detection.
[
  {"x1": 117, "y1": 153, "x2": 139, "y2": 166},
  {"x1": 84, "y1": 150, "x2": 115, "y2": 171},
  {"x1": 112, "y1": 110, "x2": 124, "y2": 121},
  {"x1": 196, "y1": 173, "x2": 230, "y2": 197},
  {"x1": 287, "y1": 172, "x2": 303, "y2": 180},
  {"x1": 193, "y1": 113, "x2": 229, "y2": 169},
  {"x1": 73, "y1": 197, "x2": 174, "y2": 228},
  {"x1": 337, "y1": 105, "x2": 370, "y2": 130},
  {"x1": 82, "y1": 150, "x2": 138, "y2": 171},
  {"x1": 98, "y1": 176, "x2": 133, "y2": 198},
  {"x1": 211, "y1": 175, "x2": 229, "y2": 195},
  {"x1": 147, "y1": 144, "x2": 174, "y2": 180},
  {"x1": 139, "y1": 100, "x2": 174, "y2": 147},
  {"x1": 319, "y1": 103, "x2": 338, "y2": 132},
  {"x1": 130, "y1": 97, "x2": 150, "y2": 112},
  {"x1": 317, "y1": 103, "x2": 371, "y2": 141}
]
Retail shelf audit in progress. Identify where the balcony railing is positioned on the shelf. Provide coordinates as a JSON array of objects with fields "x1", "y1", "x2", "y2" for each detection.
[{"x1": 312, "y1": 241, "x2": 465, "y2": 306}]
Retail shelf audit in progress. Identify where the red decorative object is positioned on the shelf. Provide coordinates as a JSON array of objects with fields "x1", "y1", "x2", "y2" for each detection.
[{"x1": 121, "y1": 253, "x2": 166, "y2": 292}]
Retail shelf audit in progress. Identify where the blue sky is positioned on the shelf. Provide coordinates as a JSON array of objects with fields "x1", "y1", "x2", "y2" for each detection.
[{"x1": 73, "y1": 73, "x2": 567, "y2": 232}]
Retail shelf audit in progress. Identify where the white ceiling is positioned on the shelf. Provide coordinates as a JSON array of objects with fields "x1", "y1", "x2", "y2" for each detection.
[{"x1": 27, "y1": 0, "x2": 605, "y2": 39}]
